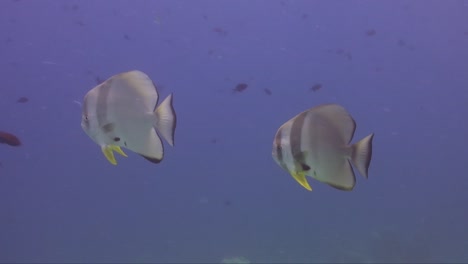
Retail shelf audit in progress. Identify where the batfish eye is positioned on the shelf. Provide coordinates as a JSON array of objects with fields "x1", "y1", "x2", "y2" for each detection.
[{"x1": 301, "y1": 163, "x2": 311, "y2": 171}]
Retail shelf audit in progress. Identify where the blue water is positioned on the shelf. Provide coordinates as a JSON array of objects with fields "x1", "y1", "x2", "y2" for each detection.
[{"x1": 1, "y1": 0, "x2": 467, "y2": 263}]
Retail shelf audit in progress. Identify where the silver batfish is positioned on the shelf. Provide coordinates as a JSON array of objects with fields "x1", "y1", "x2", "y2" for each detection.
[
  {"x1": 81, "y1": 70, "x2": 176, "y2": 165},
  {"x1": 272, "y1": 104, "x2": 374, "y2": 191}
]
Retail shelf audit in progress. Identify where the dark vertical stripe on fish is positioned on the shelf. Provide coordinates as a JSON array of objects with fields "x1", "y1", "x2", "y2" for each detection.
[
  {"x1": 274, "y1": 129, "x2": 284, "y2": 162},
  {"x1": 152, "y1": 81, "x2": 160, "y2": 109},
  {"x1": 168, "y1": 94, "x2": 176, "y2": 145},
  {"x1": 290, "y1": 112, "x2": 307, "y2": 159},
  {"x1": 96, "y1": 81, "x2": 111, "y2": 126}
]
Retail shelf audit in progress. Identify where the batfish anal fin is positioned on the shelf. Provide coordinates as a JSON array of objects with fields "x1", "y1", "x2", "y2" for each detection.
[{"x1": 140, "y1": 154, "x2": 162, "y2": 164}]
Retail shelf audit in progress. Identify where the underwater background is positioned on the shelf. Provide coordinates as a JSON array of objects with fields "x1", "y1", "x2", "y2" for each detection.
[{"x1": 1, "y1": 0, "x2": 467, "y2": 263}]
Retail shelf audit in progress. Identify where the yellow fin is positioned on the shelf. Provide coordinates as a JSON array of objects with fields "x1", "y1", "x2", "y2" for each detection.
[
  {"x1": 291, "y1": 171, "x2": 312, "y2": 191},
  {"x1": 101, "y1": 145, "x2": 127, "y2": 165},
  {"x1": 110, "y1": 145, "x2": 128, "y2": 157}
]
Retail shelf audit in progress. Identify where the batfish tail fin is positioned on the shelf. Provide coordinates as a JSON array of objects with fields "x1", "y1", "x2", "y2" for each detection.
[
  {"x1": 154, "y1": 93, "x2": 176, "y2": 146},
  {"x1": 350, "y1": 133, "x2": 374, "y2": 178}
]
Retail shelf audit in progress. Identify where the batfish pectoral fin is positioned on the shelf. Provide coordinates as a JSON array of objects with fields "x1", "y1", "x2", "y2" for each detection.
[
  {"x1": 291, "y1": 171, "x2": 312, "y2": 191},
  {"x1": 101, "y1": 145, "x2": 127, "y2": 165}
]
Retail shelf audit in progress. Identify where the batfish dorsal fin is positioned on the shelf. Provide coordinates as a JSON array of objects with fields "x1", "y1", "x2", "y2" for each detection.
[{"x1": 314, "y1": 104, "x2": 356, "y2": 144}]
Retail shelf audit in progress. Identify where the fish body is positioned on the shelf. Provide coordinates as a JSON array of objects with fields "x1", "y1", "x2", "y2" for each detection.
[
  {"x1": 0, "y1": 131, "x2": 21, "y2": 146},
  {"x1": 272, "y1": 104, "x2": 373, "y2": 191},
  {"x1": 81, "y1": 70, "x2": 176, "y2": 165},
  {"x1": 233, "y1": 83, "x2": 248, "y2": 93}
]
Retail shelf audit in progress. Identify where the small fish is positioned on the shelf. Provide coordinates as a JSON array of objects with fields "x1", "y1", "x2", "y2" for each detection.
[
  {"x1": 365, "y1": 29, "x2": 377, "y2": 36},
  {"x1": 213, "y1": 27, "x2": 228, "y2": 36},
  {"x1": 0, "y1": 131, "x2": 21, "y2": 146},
  {"x1": 272, "y1": 104, "x2": 374, "y2": 191},
  {"x1": 233, "y1": 83, "x2": 248, "y2": 93},
  {"x1": 264, "y1": 88, "x2": 272, "y2": 95},
  {"x1": 310, "y1": 83, "x2": 322, "y2": 92},
  {"x1": 81, "y1": 70, "x2": 177, "y2": 165},
  {"x1": 17, "y1": 97, "x2": 29, "y2": 103}
]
